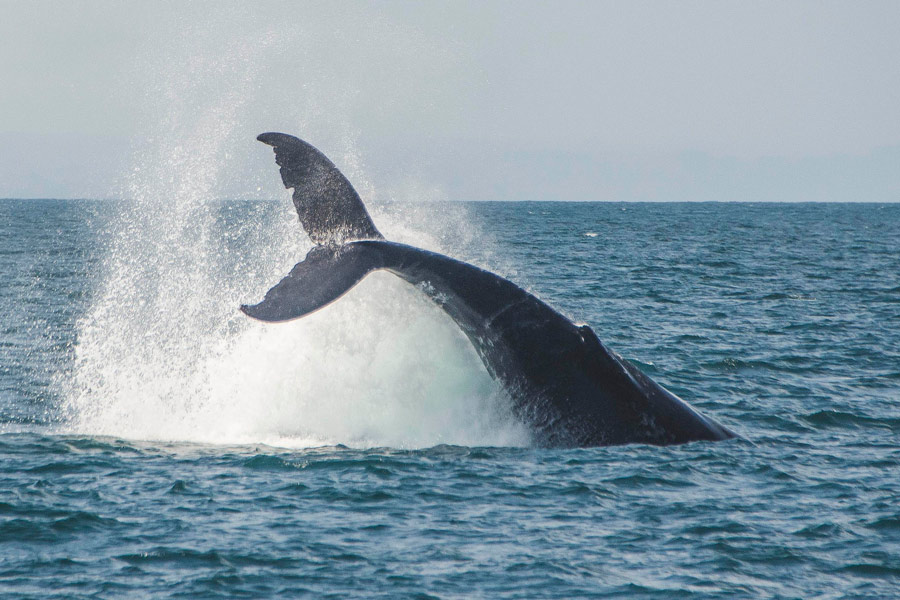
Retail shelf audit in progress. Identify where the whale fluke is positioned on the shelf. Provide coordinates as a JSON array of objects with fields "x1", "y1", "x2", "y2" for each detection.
[
  {"x1": 240, "y1": 244, "x2": 380, "y2": 322},
  {"x1": 257, "y1": 132, "x2": 383, "y2": 245}
]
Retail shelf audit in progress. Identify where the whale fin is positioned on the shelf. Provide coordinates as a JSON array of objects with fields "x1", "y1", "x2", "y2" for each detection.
[
  {"x1": 257, "y1": 132, "x2": 383, "y2": 245},
  {"x1": 240, "y1": 244, "x2": 381, "y2": 322}
]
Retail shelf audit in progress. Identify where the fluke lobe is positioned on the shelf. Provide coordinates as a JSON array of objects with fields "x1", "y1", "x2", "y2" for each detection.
[{"x1": 242, "y1": 132, "x2": 736, "y2": 447}]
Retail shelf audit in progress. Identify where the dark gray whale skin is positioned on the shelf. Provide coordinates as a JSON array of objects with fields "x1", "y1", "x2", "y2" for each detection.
[
  {"x1": 242, "y1": 241, "x2": 736, "y2": 447},
  {"x1": 243, "y1": 132, "x2": 736, "y2": 447}
]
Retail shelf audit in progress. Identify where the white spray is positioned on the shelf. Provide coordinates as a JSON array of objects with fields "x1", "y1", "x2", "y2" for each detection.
[{"x1": 61, "y1": 8, "x2": 528, "y2": 448}]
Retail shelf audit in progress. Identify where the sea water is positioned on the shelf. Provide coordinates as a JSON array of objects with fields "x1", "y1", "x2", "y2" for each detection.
[{"x1": 1, "y1": 199, "x2": 898, "y2": 598}]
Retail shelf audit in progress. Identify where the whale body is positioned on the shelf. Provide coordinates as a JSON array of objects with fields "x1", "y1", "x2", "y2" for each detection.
[{"x1": 242, "y1": 132, "x2": 736, "y2": 447}]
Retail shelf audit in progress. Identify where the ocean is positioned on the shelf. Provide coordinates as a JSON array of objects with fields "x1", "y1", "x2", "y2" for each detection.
[{"x1": 1, "y1": 199, "x2": 898, "y2": 598}]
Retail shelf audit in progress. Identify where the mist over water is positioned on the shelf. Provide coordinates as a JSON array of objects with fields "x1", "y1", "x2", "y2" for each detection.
[{"x1": 58, "y1": 11, "x2": 527, "y2": 448}]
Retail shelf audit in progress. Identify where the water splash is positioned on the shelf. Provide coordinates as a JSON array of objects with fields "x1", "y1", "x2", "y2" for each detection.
[{"x1": 61, "y1": 12, "x2": 527, "y2": 449}]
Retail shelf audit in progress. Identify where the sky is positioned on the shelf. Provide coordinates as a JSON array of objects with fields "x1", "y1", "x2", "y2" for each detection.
[{"x1": 1, "y1": 0, "x2": 899, "y2": 201}]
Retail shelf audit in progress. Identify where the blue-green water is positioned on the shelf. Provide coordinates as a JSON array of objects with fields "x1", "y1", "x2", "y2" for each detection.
[{"x1": 1, "y1": 199, "x2": 899, "y2": 598}]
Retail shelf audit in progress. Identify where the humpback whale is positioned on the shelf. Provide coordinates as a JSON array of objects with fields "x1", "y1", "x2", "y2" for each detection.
[{"x1": 241, "y1": 132, "x2": 736, "y2": 447}]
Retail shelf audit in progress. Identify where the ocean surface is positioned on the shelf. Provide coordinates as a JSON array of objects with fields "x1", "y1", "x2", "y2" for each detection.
[{"x1": 1, "y1": 199, "x2": 898, "y2": 598}]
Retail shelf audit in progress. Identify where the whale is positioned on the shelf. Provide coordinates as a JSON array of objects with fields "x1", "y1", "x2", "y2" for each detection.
[{"x1": 241, "y1": 132, "x2": 736, "y2": 447}]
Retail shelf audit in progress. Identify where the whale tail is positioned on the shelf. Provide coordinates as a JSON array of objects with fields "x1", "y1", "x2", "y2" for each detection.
[
  {"x1": 257, "y1": 132, "x2": 383, "y2": 246},
  {"x1": 244, "y1": 132, "x2": 387, "y2": 323},
  {"x1": 240, "y1": 244, "x2": 382, "y2": 322}
]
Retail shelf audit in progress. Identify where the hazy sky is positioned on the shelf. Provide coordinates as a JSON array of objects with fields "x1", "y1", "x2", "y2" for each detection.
[{"x1": 1, "y1": 0, "x2": 898, "y2": 201}]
